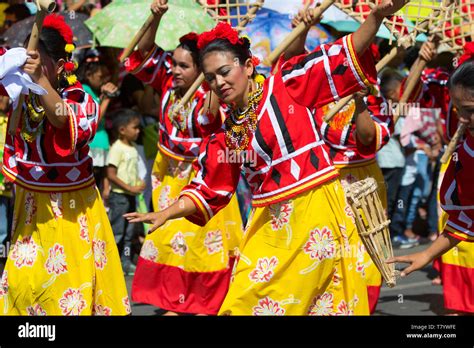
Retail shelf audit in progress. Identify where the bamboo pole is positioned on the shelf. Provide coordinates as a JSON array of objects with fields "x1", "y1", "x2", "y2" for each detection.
[
  {"x1": 170, "y1": 0, "x2": 264, "y2": 119},
  {"x1": 8, "y1": 0, "x2": 56, "y2": 136},
  {"x1": 440, "y1": 122, "x2": 468, "y2": 163},
  {"x1": 119, "y1": 14, "x2": 156, "y2": 63},
  {"x1": 391, "y1": 0, "x2": 454, "y2": 124}
]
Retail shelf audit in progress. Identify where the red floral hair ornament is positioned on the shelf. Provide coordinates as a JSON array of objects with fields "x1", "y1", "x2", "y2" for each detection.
[
  {"x1": 43, "y1": 14, "x2": 73, "y2": 44},
  {"x1": 197, "y1": 22, "x2": 243, "y2": 50},
  {"x1": 43, "y1": 14, "x2": 78, "y2": 86},
  {"x1": 179, "y1": 32, "x2": 199, "y2": 44},
  {"x1": 251, "y1": 55, "x2": 260, "y2": 67},
  {"x1": 457, "y1": 42, "x2": 474, "y2": 67}
]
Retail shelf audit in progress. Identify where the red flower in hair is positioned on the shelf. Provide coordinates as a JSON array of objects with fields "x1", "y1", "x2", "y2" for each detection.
[
  {"x1": 251, "y1": 56, "x2": 260, "y2": 67},
  {"x1": 458, "y1": 42, "x2": 474, "y2": 67},
  {"x1": 43, "y1": 14, "x2": 73, "y2": 44},
  {"x1": 197, "y1": 22, "x2": 242, "y2": 50},
  {"x1": 179, "y1": 32, "x2": 199, "y2": 44}
]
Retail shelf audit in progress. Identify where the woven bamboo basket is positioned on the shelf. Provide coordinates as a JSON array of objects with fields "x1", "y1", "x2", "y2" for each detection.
[{"x1": 344, "y1": 177, "x2": 397, "y2": 287}]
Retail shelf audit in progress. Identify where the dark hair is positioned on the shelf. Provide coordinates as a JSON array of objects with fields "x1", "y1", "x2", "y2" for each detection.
[
  {"x1": 448, "y1": 59, "x2": 474, "y2": 93},
  {"x1": 429, "y1": 51, "x2": 455, "y2": 73},
  {"x1": 30, "y1": 28, "x2": 72, "y2": 89},
  {"x1": 5, "y1": 4, "x2": 31, "y2": 21},
  {"x1": 35, "y1": 28, "x2": 68, "y2": 62},
  {"x1": 199, "y1": 37, "x2": 255, "y2": 76},
  {"x1": 111, "y1": 109, "x2": 141, "y2": 134},
  {"x1": 76, "y1": 48, "x2": 107, "y2": 84},
  {"x1": 177, "y1": 39, "x2": 199, "y2": 66},
  {"x1": 379, "y1": 68, "x2": 404, "y2": 99}
]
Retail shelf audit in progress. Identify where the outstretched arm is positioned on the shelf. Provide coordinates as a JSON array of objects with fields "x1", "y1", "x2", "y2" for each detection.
[
  {"x1": 124, "y1": 195, "x2": 197, "y2": 233},
  {"x1": 387, "y1": 233, "x2": 460, "y2": 277}
]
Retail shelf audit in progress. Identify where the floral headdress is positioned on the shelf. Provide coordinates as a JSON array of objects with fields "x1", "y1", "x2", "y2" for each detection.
[
  {"x1": 197, "y1": 22, "x2": 243, "y2": 50},
  {"x1": 43, "y1": 14, "x2": 77, "y2": 86},
  {"x1": 198, "y1": 22, "x2": 264, "y2": 84}
]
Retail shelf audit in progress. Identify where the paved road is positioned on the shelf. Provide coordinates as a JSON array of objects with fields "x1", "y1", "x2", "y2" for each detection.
[{"x1": 128, "y1": 243, "x2": 447, "y2": 316}]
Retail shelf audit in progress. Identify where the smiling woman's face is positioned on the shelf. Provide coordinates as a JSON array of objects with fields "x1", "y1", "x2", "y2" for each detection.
[
  {"x1": 450, "y1": 85, "x2": 474, "y2": 134},
  {"x1": 202, "y1": 51, "x2": 253, "y2": 107}
]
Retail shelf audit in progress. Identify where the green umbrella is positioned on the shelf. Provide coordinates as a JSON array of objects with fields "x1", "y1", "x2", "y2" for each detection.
[{"x1": 85, "y1": 0, "x2": 215, "y2": 50}]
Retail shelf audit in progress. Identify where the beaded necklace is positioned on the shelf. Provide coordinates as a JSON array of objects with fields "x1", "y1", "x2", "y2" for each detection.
[
  {"x1": 168, "y1": 89, "x2": 194, "y2": 132},
  {"x1": 224, "y1": 82, "x2": 263, "y2": 152},
  {"x1": 21, "y1": 94, "x2": 45, "y2": 143}
]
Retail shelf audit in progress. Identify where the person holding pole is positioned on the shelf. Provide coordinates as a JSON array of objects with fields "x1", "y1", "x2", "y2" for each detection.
[
  {"x1": 124, "y1": 0, "x2": 242, "y2": 315},
  {"x1": 0, "y1": 14, "x2": 130, "y2": 315},
  {"x1": 126, "y1": 0, "x2": 410, "y2": 315},
  {"x1": 388, "y1": 53, "x2": 474, "y2": 316},
  {"x1": 275, "y1": 6, "x2": 391, "y2": 314},
  {"x1": 393, "y1": 42, "x2": 474, "y2": 315}
]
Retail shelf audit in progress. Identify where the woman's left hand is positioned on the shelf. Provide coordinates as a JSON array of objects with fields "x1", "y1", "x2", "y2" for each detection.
[
  {"x1": 386, "y1": 251, "x2": 432, "y2": 277},
  {"x1": 23, "y1": 50, "x2": 44, "y2": 83},
  {"x1": 291, "y1": 4, "x2": 322, "y2": 28},
  {"x1": 123, "y1": 211, "x2": 168, "y2": 233}
]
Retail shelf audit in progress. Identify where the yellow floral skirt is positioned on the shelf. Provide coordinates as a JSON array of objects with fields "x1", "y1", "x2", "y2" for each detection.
[
  {"x1": 337, "y1": 160, "x2": 384, "y2": 314},
  {"x1": 0, "y1": 185, "x2": 130, "y2": 316},
  {"x1": 131, "y1": 150, "x2": 243, "y2": 314},
  {"x1": 437, "y1": 159, "x2": 474, "y2": 313},
  {"x1": 218, "y1": 179, "x2": 370, "y2": 315}
]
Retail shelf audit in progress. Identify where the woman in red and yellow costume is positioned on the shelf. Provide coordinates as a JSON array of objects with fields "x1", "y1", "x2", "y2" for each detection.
[
  {"x1": 127, "y1": 0, "x2": 410, "y2": 315},
  {"x1": 124, "y1": 0, "x2": 242, "y2": 315},
  {"x1": 0, "y1": 15, "x2": 130, "y2": 315}
]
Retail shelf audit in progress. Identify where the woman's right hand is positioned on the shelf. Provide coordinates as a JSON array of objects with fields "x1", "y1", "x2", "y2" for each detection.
[
  {"x1": 151, "y1": 0, "x2": 168, "y2": 17},
  {"x1": 123, "y1": 211, "x2": 167, "y2": 233},
  {"x1": 419, "y1": 41, "x2": 437, "y2": 62}
]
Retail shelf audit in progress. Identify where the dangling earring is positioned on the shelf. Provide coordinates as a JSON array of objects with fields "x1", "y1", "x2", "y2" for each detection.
[{"x1": 63, "y1": 44, "x2": 78, "y2": 87}]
